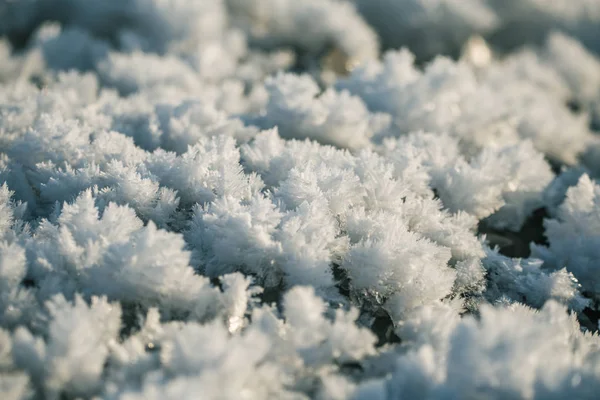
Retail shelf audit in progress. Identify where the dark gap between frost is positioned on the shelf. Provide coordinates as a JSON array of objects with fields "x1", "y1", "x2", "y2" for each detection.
[{"x1": 478, "y1": 207, "x2": 549, "y2": 258}]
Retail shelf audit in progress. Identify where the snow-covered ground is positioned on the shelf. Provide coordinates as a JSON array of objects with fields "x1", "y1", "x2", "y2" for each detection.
[{"x1": 1, "y1": 1, "x2": 600, "y2": 399}]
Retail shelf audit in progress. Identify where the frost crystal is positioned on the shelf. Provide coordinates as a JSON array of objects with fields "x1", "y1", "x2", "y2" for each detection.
[{"x1": 1, "y1": 1, "x2": 600, "y2": 398}]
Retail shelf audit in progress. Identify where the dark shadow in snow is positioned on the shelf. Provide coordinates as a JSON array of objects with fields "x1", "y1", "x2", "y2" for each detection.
[{"x1": 478, "y1": 207, "x2": 549, "y2": 258}]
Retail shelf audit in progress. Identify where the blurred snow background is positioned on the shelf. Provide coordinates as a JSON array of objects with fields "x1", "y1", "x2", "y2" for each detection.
[{"x1": 1, "y1": 0, "x2": 600, "y2": 399}]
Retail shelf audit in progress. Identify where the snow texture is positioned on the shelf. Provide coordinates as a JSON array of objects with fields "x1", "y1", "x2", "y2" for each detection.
[{"x1": 0, "y1": 0, "x2": 600, "y2": 399}]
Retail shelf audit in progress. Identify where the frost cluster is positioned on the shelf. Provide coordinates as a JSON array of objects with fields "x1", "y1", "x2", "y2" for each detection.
[{"x1": 1, "y1": 0, "x2": 600, "y2": 399}]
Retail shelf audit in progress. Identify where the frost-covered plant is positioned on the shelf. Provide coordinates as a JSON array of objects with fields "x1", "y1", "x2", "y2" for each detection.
[
  {"x1": 532, "y1": 175, "x2": 600, "y2": 300},
  {"x1": 342, "y1": 209, "x2": 456, "y2": 322},
  {"x1": 487, "y1": 0, "x2": 600, "y2": 54},
  {"x1": 345, "y1": 301, "x2": 600, "y2": 400},
  {"x1": 12, "y1": 295, "x2": 121, "y2": 399},
  {"x1": 3, "y1": 1, "x2": 600, "y2": 399},
  {"x1": 383, "y1": 133, "x2": 554, "y2": 231},
  {"x1": 256, "y1": 73, "x2": 390, "y2": 150},
  {"x1": 337, "y1": 48, "x2": 595, "y2": 165},
  {"x1": 482, "y1": 247, "x2": 589, "y2": 311},
  {"x1": 145, "y1": 135, "x2": 263, "y2": 209},
  {"x1": 226, "y1": 0, "x2": 379, "y2": 67},
  {"x1": 351, "y1": 0, "x2": 499, "y2": 59},
  {"x1": 349, "y1": 0, "x2": 600, "y2": 61},
  {"x1": 25, "y1": 190, "x2": 241, "y2": 321}
]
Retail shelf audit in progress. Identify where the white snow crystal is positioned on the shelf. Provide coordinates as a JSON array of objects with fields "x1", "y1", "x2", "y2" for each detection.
[{"x1": 2, "y1": 1, "x2": 600, "y2": 398}]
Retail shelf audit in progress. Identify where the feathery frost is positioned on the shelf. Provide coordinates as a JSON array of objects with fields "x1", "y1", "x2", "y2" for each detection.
[{"x1": 1, "y1": 0, "x2": 600, "y2": 398}]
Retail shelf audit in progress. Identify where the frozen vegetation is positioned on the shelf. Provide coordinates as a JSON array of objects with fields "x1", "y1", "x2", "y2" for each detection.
[{"x1": 0, "y1": 0, "x2": 600, "y2": 399}]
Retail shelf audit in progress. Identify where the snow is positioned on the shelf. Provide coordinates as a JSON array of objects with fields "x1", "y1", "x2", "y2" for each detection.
[{"x1": 1, "y1": 0, "x2": 600, "y2": 398}]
